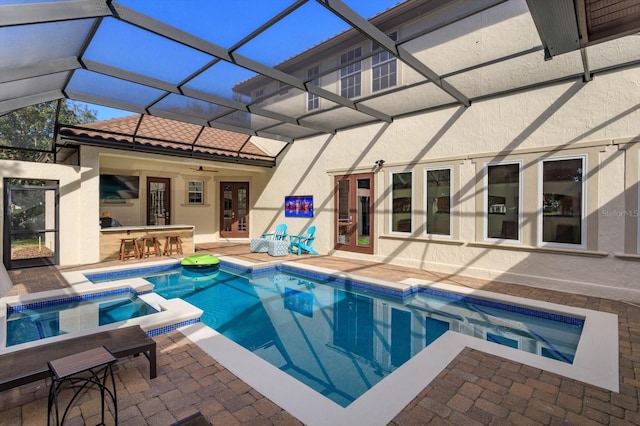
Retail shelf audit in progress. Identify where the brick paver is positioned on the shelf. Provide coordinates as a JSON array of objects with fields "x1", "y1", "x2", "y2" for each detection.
[{"x1": 1, "y1": 243, "x2": 639, "y2": 425}]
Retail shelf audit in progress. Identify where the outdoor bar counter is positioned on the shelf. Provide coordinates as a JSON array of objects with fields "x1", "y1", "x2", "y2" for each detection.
[{"x1": 100, "y1": 225, "x2": 194, "y2": 261}]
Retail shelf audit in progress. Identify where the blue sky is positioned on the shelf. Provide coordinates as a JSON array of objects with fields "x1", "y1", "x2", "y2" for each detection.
[
  {"x1": 76, "y1": 0, "x2": 403, "y2": 121},
  {"x1": 90, "y1": 104, "x2": 133, "y2": 121}
]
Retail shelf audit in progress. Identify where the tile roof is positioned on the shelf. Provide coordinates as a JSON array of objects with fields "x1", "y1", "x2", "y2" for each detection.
[{"x1": 58, "y1": 115, "x2": 275, "y2": 166}]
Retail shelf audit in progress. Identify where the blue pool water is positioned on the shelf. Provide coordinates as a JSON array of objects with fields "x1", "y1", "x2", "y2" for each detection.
[
  {"x1": 139, "y1": 264, "x2": 584, "y2": 407},
  {"x1": 6, "y1": 290, "x2": 157, "y2": 347}
]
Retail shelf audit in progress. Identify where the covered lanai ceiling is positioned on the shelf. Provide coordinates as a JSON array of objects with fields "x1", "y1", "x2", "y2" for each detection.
[{"x1": 1, "y1": 0, "x2": 640, "y2": 147}]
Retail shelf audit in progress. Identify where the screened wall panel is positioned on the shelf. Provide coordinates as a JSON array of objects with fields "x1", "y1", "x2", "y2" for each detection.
[
  {"x1": 359, "y1": 83, "x2": 458, "y2": 116},
  {"x1": 150, "y1": 95, "x2": 235, "y2": 122},
  {"x1": 1, "y1": 74, "x2": 67, "y2": 102},
  {"x1": 300, "y1": 107, "x2": 377, "y2": 131},
  {"x1": 66, "y1": 71, "x2": 166, "y2": 107},
  {"x1": 0, "y1": 20, "x2": 93, "y2": 68},
  {"x1": 444, "y1": 49, "x2": 584, "y2": 100},
  {"x1": 1, "y1": 0, "x2": 638, "y2": 146}
]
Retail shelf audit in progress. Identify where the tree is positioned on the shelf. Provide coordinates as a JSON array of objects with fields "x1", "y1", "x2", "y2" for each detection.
[{"x1": 0, "y1": 100, "x2": 96, "y2": 161}]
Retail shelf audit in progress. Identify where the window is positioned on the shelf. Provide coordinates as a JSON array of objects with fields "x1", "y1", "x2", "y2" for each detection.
[
  {"x1": 278, "y1": 81, "x2": 289, "y2": 96},
  {"x1": 486, "y1": 162, "x2": 520, "y2": 240},
  {"x1": 340, "y1": 47, "x2": 362, "y2": 98},
  {"x1": 188, "y1": 180, "x2": 203, "y2": 204},
  {"x1": 391, "y1": 171, "x2": 412, "y2": 233},
  {"x1": 425, "y1": 167, "x2": 452, "y2": 236},
  {"x1": 307, "y1": 65, "x2": 320, "y2": 111},
  {"x1": 425, "y1": 316, "x2": 449, "y2": 346},
  {"x1": 372, "y1": 32, "x2": 397, "y2": 92},
  {"x1": 254, "y1": 89, "x2": 264, "y2": 107},
  {"x1": 333, "y1": 290, "x2": 373, "y2": 359},
  {"x1": 540, "y1": 157, "x2": 584, "y2": 245}
]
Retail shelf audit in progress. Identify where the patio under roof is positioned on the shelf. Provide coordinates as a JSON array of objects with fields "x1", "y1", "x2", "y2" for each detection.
[{"x1": 1, "y1": 0, "x2": 640, "y2": 163}]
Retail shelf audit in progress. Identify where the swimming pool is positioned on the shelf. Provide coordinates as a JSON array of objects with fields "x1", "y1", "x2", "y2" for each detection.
[
  {"x1": 6, "y1": 290, "x2": 157, "y2": 346},
  {"x1": 74, "y1": 257, "x2": 618, "y2": 425},
  {"x1": 142, "y1": 263, "x2": 582, "y2": 407}
]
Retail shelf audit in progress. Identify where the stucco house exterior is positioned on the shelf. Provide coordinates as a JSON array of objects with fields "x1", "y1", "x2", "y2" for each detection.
[{"x1": 1, "y1": 0, "x2": 640, "y2": 302}]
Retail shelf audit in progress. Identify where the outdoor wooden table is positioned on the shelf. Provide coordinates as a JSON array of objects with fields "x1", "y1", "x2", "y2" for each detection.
[{"x1": 47, "y1": 346, "x2": 117, "y2": 426}]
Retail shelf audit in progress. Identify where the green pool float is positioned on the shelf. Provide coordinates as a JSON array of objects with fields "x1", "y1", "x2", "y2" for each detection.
[{"x1": 181, "y1": 254, "x2": 220, "y2": 269}]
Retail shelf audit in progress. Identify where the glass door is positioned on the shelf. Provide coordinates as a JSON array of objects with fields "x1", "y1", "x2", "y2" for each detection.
[
  {"x1": 147, "y1": 177, "x2": 171, "y2": 225},
  {"x1": 220, "y1": 182, "x2": 249, "y2": 238},
  {"x1": 3, "y1": 179, "x2": 59, "y2": 269},
  {"x1": 335, "y1": 173, "x2": 373, "y2": 254}
]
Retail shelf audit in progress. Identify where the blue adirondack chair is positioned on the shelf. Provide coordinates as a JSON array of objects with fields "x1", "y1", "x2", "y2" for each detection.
[
  {"x1": 289, "y1": 225, "x2": 318, "y2": 255},
  {"x1": 261, "y1": 223, "x2": 288, "y2": 241}
]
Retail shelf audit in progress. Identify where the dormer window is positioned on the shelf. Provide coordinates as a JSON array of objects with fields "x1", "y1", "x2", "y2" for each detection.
[
  {"x1": 307, "y1": 65, "x2": 320, "y2": 111},
  {"x1": 340, "y1": 47, "x2": 362, "y2": 98},
  {"x1": 372, "y1": 32, "x2": 397, "y2": 92},
  {"x1": 278, "y1": 81, "x2": 289, "y2": 96},
  {"x1": 254, "y1": 89, "x2": 264, "y2": 106}
]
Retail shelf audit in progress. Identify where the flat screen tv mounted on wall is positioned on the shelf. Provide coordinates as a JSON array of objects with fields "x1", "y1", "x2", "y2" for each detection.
[{"x1": 100, "y1": 174, "x2": 139, "y2": 199}]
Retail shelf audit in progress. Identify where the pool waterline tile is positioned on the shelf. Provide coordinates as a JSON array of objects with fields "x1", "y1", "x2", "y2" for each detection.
[
  {"x1": 8, "y1": 287, "x2": 134, "y2": 313},
  {"x1": 147, "y1": 318, "x2": 200, "y2": 337},
  {"x1": 85, "y1": 262, "x2": 181, "y2": 283},
  {"x1": 417, "y1": 288, "x2": 585, "y2": 327}
]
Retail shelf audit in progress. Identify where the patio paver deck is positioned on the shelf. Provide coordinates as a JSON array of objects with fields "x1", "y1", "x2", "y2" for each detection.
[{"x1": 1, "y1": 243, "x2": 638, "y2": 425}]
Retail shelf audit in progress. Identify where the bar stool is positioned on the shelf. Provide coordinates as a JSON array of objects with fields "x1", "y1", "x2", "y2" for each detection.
[
  {"x1": 163, "y1": 236, "x2": 183, "y2": 255},
  {"x1": 118, "y1": 238, "x2": 140, "y2": 260},
  {"x1": 139, "y1": 237, "x2": 162, "y2": 258}
]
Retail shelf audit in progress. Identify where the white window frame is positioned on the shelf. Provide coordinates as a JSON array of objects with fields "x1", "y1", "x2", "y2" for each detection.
[
  {"x1": 307, "y1": 65, "x2": 320, "y2": 111},
  {"x1": 371, "y1": 32, "x2": 397, "y2": 93},
  {"x1": 483, "y1": 160, "x2": 523, "y2": 243},
  {"x1": 482, "y1": 329, "x2": 524, "y2": 351},
  {"x1": 339, "y1": 47, "x2": 362, "y2": 99},
  {"x1": 537, "y1": 155, "x2": 587, "y2": 249},
  {"x1": 389, "y1": 170, "x2": 413, "y2": 234},
  {"x1": 278, "y1": 81, "x2": 289, "y2": 96},
  {"x1": 424, "y1": 166, "x2": 453, "y2": 238},
  {"x1": 187, "y1": 180, "x2": 204, "y2": 205},
  {"x1": 254, "y1": 89, "x2": 264, "y2": 107}
]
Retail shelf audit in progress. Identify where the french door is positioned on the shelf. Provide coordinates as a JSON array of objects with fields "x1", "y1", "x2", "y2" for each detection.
[
  {"x1": 3, "y1": 179, "x2": 59, "y2": 269},
  {"x1": 220, "y1": 182, "x2": 249, "y2": 238},
  {"x1": 335, "y1": 173, "x2": 373, "y2": 254},
  {"x1": 147, "y1": 177, "x2": 171, "y2": 225}
]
